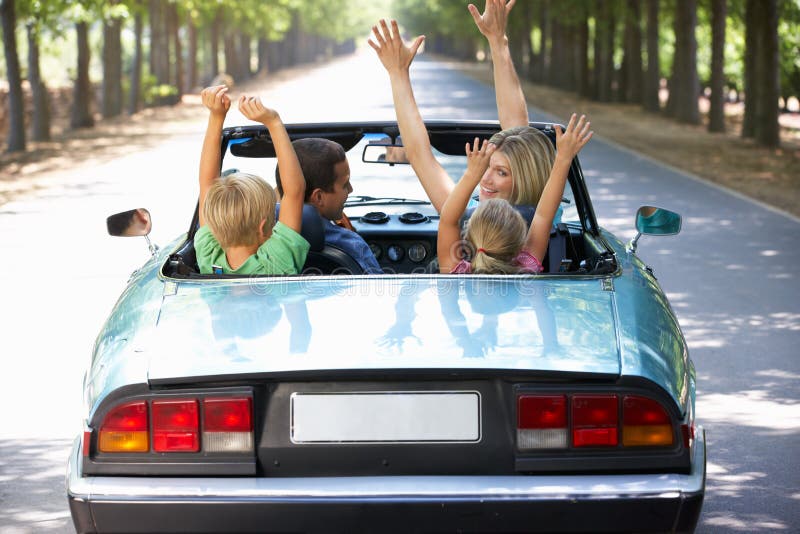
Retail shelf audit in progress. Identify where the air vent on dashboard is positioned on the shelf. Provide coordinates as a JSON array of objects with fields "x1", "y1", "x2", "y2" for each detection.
[
  {"x1": 361, "y1": 212, "x2": 390, "y2": 224},
  {"x1": 399, "y1": 212, "x2": 429, "y2": 224}
]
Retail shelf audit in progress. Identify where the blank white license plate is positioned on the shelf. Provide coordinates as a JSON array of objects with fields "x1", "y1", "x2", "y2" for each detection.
[{"x1": 290, "y1": 391, "x2": 481, "y2": 443}]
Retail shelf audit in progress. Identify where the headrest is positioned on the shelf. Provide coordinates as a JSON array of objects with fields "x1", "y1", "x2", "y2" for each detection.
[
  {"x1": 275, "y1": 203, "x2": 326, "y2": 252},
  {"x1": 462, "y1": 202, "x2": 536, "y2": 226}
]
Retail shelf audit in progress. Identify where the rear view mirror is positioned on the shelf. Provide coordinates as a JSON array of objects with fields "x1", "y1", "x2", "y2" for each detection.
[
  {"x1": 107, "y1": 208, "x2": 152, "y2": 237},
  {"x1": 362, "y1": 143, "x2": 409, "y2": 165},
  {"x1": 635, "y1": 206, "x2": 682, "y2": 236}
]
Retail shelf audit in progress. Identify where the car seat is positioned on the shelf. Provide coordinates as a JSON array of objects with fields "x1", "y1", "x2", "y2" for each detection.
[{"x1": 296, "y1": 204, "x2": 365, "y2": 275}]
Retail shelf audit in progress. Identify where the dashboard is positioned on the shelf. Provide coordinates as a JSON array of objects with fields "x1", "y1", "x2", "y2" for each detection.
[{"x1": 350, "y1": 210, "x2": 439, "y2": 274}]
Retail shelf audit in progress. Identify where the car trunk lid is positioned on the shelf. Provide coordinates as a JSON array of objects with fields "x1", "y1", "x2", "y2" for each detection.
[{"x1": 146, "y1": 276, "x2": 620, "y2": 382}]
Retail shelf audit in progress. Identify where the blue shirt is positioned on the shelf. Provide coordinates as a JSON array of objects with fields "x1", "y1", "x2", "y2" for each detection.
[{"x1": 324, "y1": 221, "x2": 383, "y2": 274}]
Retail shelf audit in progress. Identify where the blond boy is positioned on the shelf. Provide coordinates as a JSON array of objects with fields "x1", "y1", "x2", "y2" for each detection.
[{"x1": 195, "y1": 85, "x2": 308, "y2": 275}]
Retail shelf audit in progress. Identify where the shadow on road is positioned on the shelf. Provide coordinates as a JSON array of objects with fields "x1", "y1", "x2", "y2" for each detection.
[{"x1": 0, "y1": 439, "x2": 74, "y2": 533}]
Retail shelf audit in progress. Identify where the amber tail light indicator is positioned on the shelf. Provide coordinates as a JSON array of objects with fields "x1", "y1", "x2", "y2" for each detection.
[
  {"x1": 98, "y1": 401, "x2": 149, "y2": 453},
  {"x1": 622, "y1": 395, "x2": 674, "y2": 447}
]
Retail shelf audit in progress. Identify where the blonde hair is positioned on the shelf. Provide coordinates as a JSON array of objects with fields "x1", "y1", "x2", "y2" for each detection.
[
  {"x1": 489, "y1": 126, "x2": 555, "y2": 206},
  {"x1": 464, "y1": 198, "x2": 528, "y2": 274},
  {"x1": 203, "y1": 172, "x2": 277, "y2": 248}
]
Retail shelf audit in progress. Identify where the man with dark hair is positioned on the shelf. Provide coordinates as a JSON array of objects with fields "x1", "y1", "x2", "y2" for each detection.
[{"x1": 276, "y1": 138, "x2": 382, "y2": 274}]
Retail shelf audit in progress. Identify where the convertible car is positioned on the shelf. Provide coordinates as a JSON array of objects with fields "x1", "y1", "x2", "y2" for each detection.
[{"x1": 67, "y1": 121, "x2": 705, "y2": 533}]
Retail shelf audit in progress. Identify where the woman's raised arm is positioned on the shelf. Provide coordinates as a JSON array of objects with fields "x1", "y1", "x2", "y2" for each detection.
[{"x1": 369, "y1": 19, "x2": 455, "y2": 213}]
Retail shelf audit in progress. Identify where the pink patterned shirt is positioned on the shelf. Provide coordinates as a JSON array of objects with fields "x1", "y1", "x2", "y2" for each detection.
[{"x1": 450, "y1": 250, "x2": 544, "y2": 274}]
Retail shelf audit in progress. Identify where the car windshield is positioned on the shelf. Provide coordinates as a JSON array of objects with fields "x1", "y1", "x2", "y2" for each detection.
[{"x1": 221, "y1": 134, "x2": 578, "y2": 222}]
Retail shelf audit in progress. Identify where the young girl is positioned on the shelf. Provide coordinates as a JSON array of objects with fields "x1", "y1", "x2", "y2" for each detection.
[{"x1": 438, "y1": 114, "x2": 593, "y2": 274}]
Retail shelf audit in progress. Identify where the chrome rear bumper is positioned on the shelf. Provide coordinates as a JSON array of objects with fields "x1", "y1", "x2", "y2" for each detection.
[{"x1": 68, "y1": 427, "x2": 705, "y2": 533}]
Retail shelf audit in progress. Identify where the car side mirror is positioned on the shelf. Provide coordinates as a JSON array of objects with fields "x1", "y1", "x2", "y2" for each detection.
[
  {"x1": 107, "y1": 208, "x2": 152, "y2": 237},
  {"x1": 107, "y1": 208, "x2": 158, "y2": 255},
  {"x1": 628, "y1": 206, "x2": 682, "y2": 254}
]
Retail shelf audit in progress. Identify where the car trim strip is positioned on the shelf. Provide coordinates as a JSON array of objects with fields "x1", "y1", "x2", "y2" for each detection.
[{"x1": 68, "y1": 427, "x2": 705, "y2": 502}]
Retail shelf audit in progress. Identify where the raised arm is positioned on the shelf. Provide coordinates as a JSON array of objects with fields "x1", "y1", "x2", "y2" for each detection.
[
  {"x1": 438, "y1": 139, "x2": 495, "y2": 273},
  {"x1": 238, "y1": 95, "x2": 305, "y2": 234},
  {"x1": 369, "y1": 19, "x2": 454, "y2": 213},
  {"x1": 524, "y1": 114, "x2": 593, "y2": 262},
  {"x1": 198, "y1": 85, "x2": 231, "y2": 227},
  {"x1": 468, "y1": 0, "x2": 529, "y2": 129}
]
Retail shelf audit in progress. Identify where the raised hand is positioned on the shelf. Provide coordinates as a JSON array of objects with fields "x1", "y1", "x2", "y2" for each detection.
[
  {"x1": 238, "y1": 95, "x2": 279, "y2": 126},
  {"x1": 464, "y1": 137, "x2": 495, "y2": 179},
  {"x1": 200, "y1": 85, "x2": 231, "y2": 116},
  {"x1": 468, "y1": 0, "x2": 516, "y2": 45},
  {"x1": 555, "y1": 114, "x2": 593, "y2": 161},
  {"x1": 368, "y1": 19, "x2": 425, "y2": 75}
]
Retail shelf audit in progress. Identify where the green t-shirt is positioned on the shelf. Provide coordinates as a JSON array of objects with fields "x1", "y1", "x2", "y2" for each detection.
[{"x1": 195, "y1": 222, "x2": 310, "y2": 275}]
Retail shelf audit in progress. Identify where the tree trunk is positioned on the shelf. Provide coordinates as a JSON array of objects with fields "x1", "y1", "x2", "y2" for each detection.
[
  {"x1": 210, "y1": 9, "x2": 220, "y2": 77},
  {"x1": 223, "y1": 31, "x2": 238, "y2": 79},
  {"x1": 129, "y1": 9, "x2": 143, "y2": 114},
  {"x1": 257, "y1": 38, "x2": 269, "y2": 74},
  {"x1": 187, "y1": 15, "x2": 197, "y2": 91},
  {"x1": 753, "y1": 0, "x2": 780, "y2": 147},
  {"x1": 595, "y1": 0, "x2": 616, "y2": 102},
  {"x1": 102, "y1": 12, "x2": 123, "y2": 118},
  {"x1": 577, "y1": 7, "x2": 591, "y2": 98},
  {"x1": 549, "y1": 19, "x2": 568, "y2": 88},
  {"x1": 71, "y1": 21, "x2": 94, "y2": 129},
  {"x1": 530, "y1": 0, "x2": 548, "y2": 83},
  {"x1": 169, "y1": 3, "x2": 182, "y2": 96},
  {"x1": 708, "y1": 0, "x2": 727, "y2": 132},
  {"x1": 622, "y1": 0, "x2": 643, "y2": 103},
  {"x1": 742, "y1": 0, "x2": 757, "y2": 137},
  {"x1": 149, "y1": 0, "x2": 169, "y2": 84},
  {"x1": 26, "y1": 22, "x2": 50, "y2": 142},
  {"x1": 519, "y1": 0, "x2": 535, "y2": 80},
  {"x1": 643, "y1": 0, "x2": 660, "y2": 112},
  {"x1": 1, "y1": 0, "x2": 25, "y2": 151},
  {"x1": 239, "y1": 35, "x2": 251, "y2": 80},
  {"x1": 667, "y1": 0, "x2": 700, "y2": 124}
]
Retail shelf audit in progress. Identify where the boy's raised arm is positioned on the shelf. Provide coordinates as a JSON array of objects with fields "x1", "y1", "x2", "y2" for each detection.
[
  {"x1": 369, "y1": 19, "x2": 455, "y2": 213},
  {"x1": 438, "y1": 139, "x2": 495, "y2": 273},
  {"x1": 238, "y1": 95, "x2": 305, "y2": 234},
  {"x1": 468, "y1": 0, "x2": 529, "y2": 129},
  {"x1": 198, "y1": 85, "x2": 231, "y2": 227}
]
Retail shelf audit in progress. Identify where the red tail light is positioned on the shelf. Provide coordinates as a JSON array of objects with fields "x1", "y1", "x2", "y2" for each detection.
[
  {"x1": 152, "y1": 400, "x2": 199, "y2": 452},
  {"x1": 517, "y1": 395, "x2": 568, "y2": 449},
  {"x1": 204, "y1": 398, "x2": 252, "y2": 432},
  {"x1": 203, "y1": 397, "x2": 254, "y2": 453},
  {"x1": 572, "y1": 395, "x2": 618, "y2": 447},
  {"x1": 95, "y1": 394, "x2": 254, "y2": 455},
  {"x1": 99, "y1": 401, "x2": 149, "y2": 452}
]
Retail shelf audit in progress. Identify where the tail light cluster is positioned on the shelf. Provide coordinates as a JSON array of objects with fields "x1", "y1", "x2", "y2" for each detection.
[
  {"x1": 517, "y1": 393, "x2": 678, "y2": 451},
  {"x1": 95, "y1": 396, "x2": 253, "y2": 455}
]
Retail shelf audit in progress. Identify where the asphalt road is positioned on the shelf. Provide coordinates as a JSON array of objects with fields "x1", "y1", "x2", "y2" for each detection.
[{"x1": 0, "y1": 48, "x2": 797, "y2": 533}]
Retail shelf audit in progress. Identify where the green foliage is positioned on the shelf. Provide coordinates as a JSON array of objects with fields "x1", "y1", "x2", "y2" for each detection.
[
  {"x1": 779, "y1": 0, "x2": 800, "y2": 99},
  {"x1": 143, "y1": 75, "x2": 179, "y2": 106}
]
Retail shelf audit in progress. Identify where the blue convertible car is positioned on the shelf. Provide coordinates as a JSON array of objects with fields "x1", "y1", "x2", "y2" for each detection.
[{"x1": 67, "y1": 121, "x2": 704, "y2": 533}]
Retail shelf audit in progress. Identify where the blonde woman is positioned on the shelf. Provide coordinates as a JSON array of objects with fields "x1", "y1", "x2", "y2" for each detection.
[
  {"x1": 369, "y1": 2, "x2": 560, "y2": 215},
  {"x1": 438, "y1": 115, "x2": 592, "y2": 274}
]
